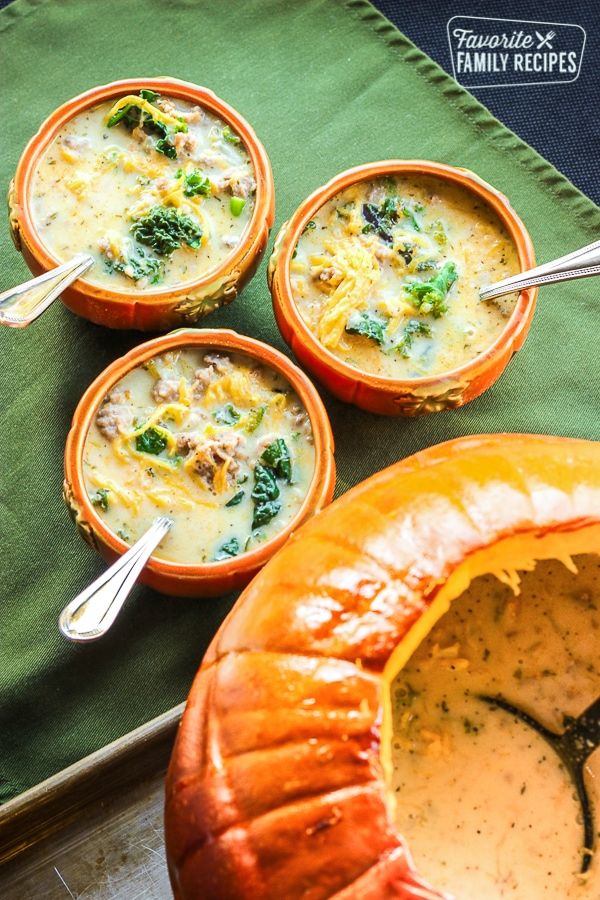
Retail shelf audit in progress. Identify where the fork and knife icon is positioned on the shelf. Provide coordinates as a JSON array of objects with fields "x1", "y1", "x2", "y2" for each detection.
[{"x1": 535, "y1": 29, "x2": 556, "y2": 49}]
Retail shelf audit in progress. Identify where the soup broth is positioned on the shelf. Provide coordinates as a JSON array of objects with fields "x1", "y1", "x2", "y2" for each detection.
[
  {"x1": 391, "y1": 555, "x2": 600, "y2": 899},
  {"x1": 83, "y1": 349, "x2": 315, "y2": 564},
  {"x1": 291, "y1": 175, "x2": 520, "y2": 378},
  {"x1": 31, "y1": 90, "x2": 256, "y2": 290}
]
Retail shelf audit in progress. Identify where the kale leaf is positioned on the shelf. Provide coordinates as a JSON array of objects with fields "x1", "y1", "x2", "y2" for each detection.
[
  {"x1": 404, "y1": 262, "x2": 458, "y2": 318},
  {"x1": 400, "y1": 199, "x2": 423, "y2": 232},
  {"x1": 107, "y1": 90, "x2": 187, "y2": 159},
  {"x1": 139, "y1": 89, "x2": 159, "y2": 103},
  {"x1": 131, "y1": 206, "x2": 202, "y2": 256},
  {"x1": 251, "y1": 463, "x2": 281, "y2": 529},
  {"x1": 225, "y1": 491, "x2": 245, "y2": 508},
  {"x1": 252, "y1": 463, "x2": 280, "y2": 504},
  {"x1": 135, "y1": 426, "x2": 168, "y2": 455},
  {"x1": 250, "y1": 441, "x2": 293, "y2": 528},
  {"x1": 252, "y1": 500, "x2": 281, "y2": 529},
  {"x1": 245, "y1": 406, "x2": 266, "y2": 433},
  {"x1": 103, "y1": 247, "x2": 162, "y2": 284},
  {"x1": 91, "y1": 488, "x2": 110, "y2": 511},
  {"x1": 345, "y1": 310, "x2": 388, "y2": 346},
  {"x1": 183, "y1": 170, "x2": 212, "y2": 197},
  {"x1": 213, "y1": 403, "x2": 240, "y2": 425},
  {"x1": 261, "y1": 438, "x2": 292, "y2": 482},
  {"x1": 396, "y1": 319, "x2": 432, "y2": 358},
  {"x1": 215, "y1": 537, "x2": 240, "y2": 560},
  {"x1": 361, "y1": 196, "x2": 423, "y2": 243},
  {"x1": 361, "y1": 201, "x2": 396, "y2": 244},
  {"x1": 155, "y1": 137, "x2": 178, "y2": 159}
]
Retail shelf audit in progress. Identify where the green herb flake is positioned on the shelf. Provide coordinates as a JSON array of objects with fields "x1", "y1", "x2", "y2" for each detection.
[
  {"x1": 225, "y1": 491, "x2": 245, "y2": 508},
  {"x1": 135, "y1": 426, "x2": 168, "y2": 455},
  {"x1": 463, "y1": 718, "x2": 480, "y2": 734}
]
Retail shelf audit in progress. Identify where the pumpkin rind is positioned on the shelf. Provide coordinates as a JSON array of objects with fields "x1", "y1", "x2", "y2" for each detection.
[{"x1": 165, "y1": 434, "x2": 600, "y2": 898}]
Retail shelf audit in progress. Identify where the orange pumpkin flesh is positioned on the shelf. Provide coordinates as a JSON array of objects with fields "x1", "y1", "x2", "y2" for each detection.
[{"x1": 165, "y1": 434, "x2": 600, "y2": 898}]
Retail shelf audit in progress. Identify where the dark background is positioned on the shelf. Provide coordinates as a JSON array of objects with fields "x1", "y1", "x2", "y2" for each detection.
[
  {"x1": 373, "y1": 0, "x2": 599, "y2": 204},
  {"x1": 0, "y1": 0, "x2": 597, "y2": 198}
]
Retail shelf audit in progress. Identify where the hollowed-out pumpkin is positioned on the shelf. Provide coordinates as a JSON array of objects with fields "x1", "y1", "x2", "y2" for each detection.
[{"x1": 165, "y1": 434, "x2": 600, "y2": 899}]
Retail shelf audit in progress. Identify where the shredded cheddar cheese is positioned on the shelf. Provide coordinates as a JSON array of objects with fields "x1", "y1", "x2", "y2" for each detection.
[
  {"x1": 317, "y1": 241, "x2": 380, "y2": 350},
  {"x1": 104, "y1": 95, "x2": 184, "y2": 131}
]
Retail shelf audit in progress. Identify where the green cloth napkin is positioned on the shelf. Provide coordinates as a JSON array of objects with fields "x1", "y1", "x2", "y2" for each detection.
[{"x1": 1, "y1": 0, "x2": 599, "y2": 803}]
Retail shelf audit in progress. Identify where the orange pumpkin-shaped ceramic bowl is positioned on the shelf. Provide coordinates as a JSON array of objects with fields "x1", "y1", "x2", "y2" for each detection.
[
  {"x1": 268, "y1": 161, "x2": 537, "y2": 416},
  {"x1": 63, "y1": 328, "x2": 335, "y2": 597},
  {"x1": 165, "y1": 433, "x2": 600, "y2": 898},
  {"x1": 9, "y1": 77, "x2": 275, "y2": 331}
]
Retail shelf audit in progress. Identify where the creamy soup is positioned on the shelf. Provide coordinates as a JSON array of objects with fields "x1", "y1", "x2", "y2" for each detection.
[
  {"x1": 291, "y1": 175, "x2": 520, "y2": 378},
  {"x1": 83, "y1": 349, "x2": 315, "y2": 563},
  {"x1": 31, "y1": 90, "x2": 256, "y2": 290},
  {"x1": 391, "y1": 555, "x2": 600, "y2": 899}
]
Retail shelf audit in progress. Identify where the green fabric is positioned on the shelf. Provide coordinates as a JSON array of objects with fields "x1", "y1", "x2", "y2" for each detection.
[{"x1": 1, "y1": 0, "x2": 600, "y2": 803}]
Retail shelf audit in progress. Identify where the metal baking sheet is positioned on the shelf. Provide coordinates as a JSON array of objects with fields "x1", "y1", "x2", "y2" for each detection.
[{"x1": 0, "y1": 704, "x2": 183, "y2": 898}]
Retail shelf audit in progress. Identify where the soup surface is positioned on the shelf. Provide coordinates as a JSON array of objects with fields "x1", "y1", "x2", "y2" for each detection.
[
  {"x1": 291, "y1": 175, "x2": 520, "y2": 378},
  {"x1": 31, "y1": 90, "x2": 256, "y2": 290},
  {"x1": 391, "y1": 555, "x2": 600, "y2": 899},
  {"x1": 83, "y1": 349, "x2": 315, "y2": 563}
]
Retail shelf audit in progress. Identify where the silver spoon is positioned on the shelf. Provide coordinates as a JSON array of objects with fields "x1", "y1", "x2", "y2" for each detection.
[
  {"x1": 480, "y1": 237, "x2": 600, "y2": 301},
  {"x1": 59, "y1": 516, "x2": 173, "y2": 643},
  {"x1": 479, "y1": 693, "x2": 600, "y2": 872},
  {"x1": 0, "y1": 253, "x2": 94, "y2": 328}
]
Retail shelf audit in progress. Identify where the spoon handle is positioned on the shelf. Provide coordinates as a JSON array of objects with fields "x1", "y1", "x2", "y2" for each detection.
[
  {"x1": 480, "y1": 238, "x2": 600, "y2": 301},
  {"x1": 0, "y1": 253, "x2": 94, "y2": 328},
  {"x1": 58, "y1": 516, "x2": 173, "y2": 643}
]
